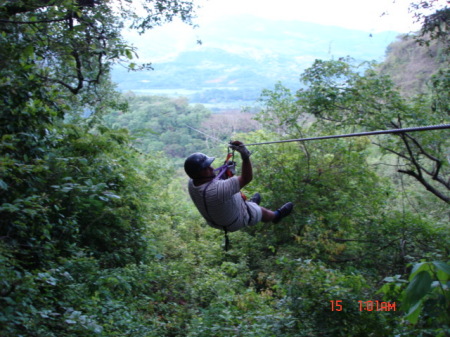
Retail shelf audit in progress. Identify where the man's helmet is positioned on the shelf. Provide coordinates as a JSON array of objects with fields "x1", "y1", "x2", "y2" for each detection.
[{"x1": 184, "y1": 152, "x2": 215, "y2": 178}]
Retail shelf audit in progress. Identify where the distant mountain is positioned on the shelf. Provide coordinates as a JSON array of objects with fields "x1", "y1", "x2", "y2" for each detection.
[{"x1": 112, "y1": 14, "x2": 401, "y2": 110}]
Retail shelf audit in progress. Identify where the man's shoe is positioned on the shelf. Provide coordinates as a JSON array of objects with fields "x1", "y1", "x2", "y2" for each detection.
[
  {"x1": 249, "y1": 192, "x2": 261, "y2": 205},
  {"x1": 273, "y1": 202, "x2": 294, "y2": 223}
]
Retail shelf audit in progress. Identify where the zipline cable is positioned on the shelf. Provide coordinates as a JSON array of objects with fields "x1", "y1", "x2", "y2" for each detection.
[
  {"x1": 184, "y1": 123, "x2": 228, "y2": 145},
  {"x1": 243, "y1": 123, "x2": 450, "y2": 146}
]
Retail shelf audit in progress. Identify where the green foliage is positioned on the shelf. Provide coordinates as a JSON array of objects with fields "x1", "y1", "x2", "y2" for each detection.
[
  {"x1": 1, "y1": 1, "x2": 200, "y2": 335},
  {"x1": 411, "y1": 2, "x2": 450, "y2": 55},
  {"x1": 262, "y1": 57, "x2": 449, "y2": 204},
  {"x1": 244, "y1": 34, "x2": 448, "y2": 335},
  {"x1": 1, "y1": 121, "x2": 160, "y2": 269},
  {"x1": 272, "y1": 258, "x2": 395, "y2": 337},
  {"x1": 0, "y1": 252, "x2": 197, "y2": 336},
  {"x1": 379, "y1": 260, "x2": 450, "y2": 336},
  {"x1": 232, "y1": 130, "x2": 445, "y2": 274},
  {"x1": 187, "y1": 288, "x2": 294, "y2": 337},
  {"x1": 104, "y1": 94, "x2": 212, "y2": 157}
]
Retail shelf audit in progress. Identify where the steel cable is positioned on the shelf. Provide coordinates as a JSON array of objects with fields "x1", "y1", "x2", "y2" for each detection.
[{"x1": 243, "y1": 124, "x2": 450, "y2": 146}]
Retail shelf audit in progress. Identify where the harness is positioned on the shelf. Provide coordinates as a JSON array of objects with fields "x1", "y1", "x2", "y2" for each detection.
[{"x1": 201, "y1": 150, "x2": 250, "y2": 251}]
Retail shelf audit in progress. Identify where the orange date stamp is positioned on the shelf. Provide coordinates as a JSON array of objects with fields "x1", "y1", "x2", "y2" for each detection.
[{"x1": 330, "y1": 300, "x2": 397, "y2": 312}]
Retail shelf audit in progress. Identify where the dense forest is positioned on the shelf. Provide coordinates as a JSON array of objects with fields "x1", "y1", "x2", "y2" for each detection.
[{"x1": 1, "y1": 1, "x2": 449, "y2": 337}]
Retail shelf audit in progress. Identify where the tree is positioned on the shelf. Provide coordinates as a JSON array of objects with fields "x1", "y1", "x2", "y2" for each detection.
[
  {"x1": 274, "y1": 1, "x2": 450, "y2": 204},
  {"x1": 0, "y1": 2, "x2": 199, "y2": 334},
  {"x1": 0, "y1": 0, "x2": 200, "y2": 256},
  {"x1": 409, "y1": 0, "x2": 450, "y2": 52},
  {"x1": 0, "y1": 0, "x2": 198, "y2": 111},
  {"x1": 290, "y1": 57, "x2": 449, "y2": 204},
  {"x1": 104, "y1": 95, "x2": 212, "y2": 157}
]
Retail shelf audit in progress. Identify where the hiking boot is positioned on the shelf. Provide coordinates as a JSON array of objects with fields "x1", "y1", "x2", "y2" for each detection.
[
  {"x1": 249, "y1": 192, "x2": 261, "y2": 205},
  {"x1": 273, "y1": 202, "x2": 294, "y2": 223}
]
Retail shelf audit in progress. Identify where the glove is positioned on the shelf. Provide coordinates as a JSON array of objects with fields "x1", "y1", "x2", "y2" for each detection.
[{"x1": 229, "y1": 140, "x2": 251, "y2": 160}]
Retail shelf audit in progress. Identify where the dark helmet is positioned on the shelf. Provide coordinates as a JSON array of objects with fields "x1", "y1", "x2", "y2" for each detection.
[{"x1": 184, "y1": 152, "x2": 215, "y2": 178}]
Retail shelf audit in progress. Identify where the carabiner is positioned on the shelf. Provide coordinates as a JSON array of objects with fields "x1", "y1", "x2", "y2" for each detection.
[{"x1": 225, "y1": 146, "x2": 235, "y2": 164}]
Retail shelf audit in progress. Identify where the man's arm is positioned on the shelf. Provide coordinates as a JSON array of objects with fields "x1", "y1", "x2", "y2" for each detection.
[
  {"x1": 229, "y1": 141, "x2": 252, "y2": 188},
  {"x1": 238, "y1": 157, "x2": 252, "y2": 188}
]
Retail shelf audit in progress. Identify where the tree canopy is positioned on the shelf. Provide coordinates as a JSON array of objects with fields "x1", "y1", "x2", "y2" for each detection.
[{"x1": 0, "y1": 0, "x2": 198, "y2": 112}]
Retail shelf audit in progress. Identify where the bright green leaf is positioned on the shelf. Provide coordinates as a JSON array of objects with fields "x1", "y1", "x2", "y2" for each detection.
[
  {"x1": 410, "y1": 262, "x2": 429, "y2": 279},
  {"x1": 432, "y1": 261, "x2": 450, "y2": 281},
  {"x1": 405, "y1": 300, "x2": 422, "y2": 324},
  {"x1": 404, "y1": 270, "x2": 432, "y2": 308}
]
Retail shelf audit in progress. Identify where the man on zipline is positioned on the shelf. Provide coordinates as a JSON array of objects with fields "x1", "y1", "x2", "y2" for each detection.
[{"x1": 184, "y1": 140, "x2": 294, "y2": 233}]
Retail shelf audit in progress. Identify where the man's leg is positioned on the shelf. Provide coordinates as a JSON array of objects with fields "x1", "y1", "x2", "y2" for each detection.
[
  {"x1": 261, "y1": 207, "x2": 276, "y2": 222},
  {"x1": 261, "y1": 202, "x2": 294, "y2": 223}
]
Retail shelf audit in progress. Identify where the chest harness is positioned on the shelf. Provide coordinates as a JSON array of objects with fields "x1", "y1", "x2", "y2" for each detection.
[{"x1": 201, "y1": 150, "x2": 250, "y2": 251}]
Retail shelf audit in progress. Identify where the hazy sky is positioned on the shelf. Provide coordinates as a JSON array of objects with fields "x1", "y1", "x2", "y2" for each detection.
[
  {"x1": 124, "y1": 0, "x2": 447, "y2": 62},
  {"x1": 195, "y1": 0, "x2": 429, "y2": 33}
]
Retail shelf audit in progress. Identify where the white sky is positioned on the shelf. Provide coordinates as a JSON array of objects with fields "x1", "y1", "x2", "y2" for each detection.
[
  {"x1": 124, "y1": 0, "x2": 448, "y2": 62},
  {"x1": 194, "y1": 0, "x2": 438, "y2": 33}
]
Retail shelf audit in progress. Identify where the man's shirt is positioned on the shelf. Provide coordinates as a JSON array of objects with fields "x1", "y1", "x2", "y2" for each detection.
[{"x1": 188, "y1": 176, "x2": 252, "y2": 232}]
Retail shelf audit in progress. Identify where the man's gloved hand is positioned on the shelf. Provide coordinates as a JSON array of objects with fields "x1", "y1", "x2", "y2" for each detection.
[{"x1": 229, "y1": 140, "x2": 251, "y2": 160}]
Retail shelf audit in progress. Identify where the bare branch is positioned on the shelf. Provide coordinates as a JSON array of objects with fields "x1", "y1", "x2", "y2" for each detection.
[
  {"x1": 398, "y1": 169, "x2": 450, "y2": 203},
  {"x1": 403, "y1": 132, "x2": 447, "y2": 187},
  {"x1": 372, "y1": 142, "x2": 411, "y2": 161},
  {"x1": 0, "y1": 18, "x2": 68, "y2": 24},
  {"x1": 374, "y1": 136, "x2": 450, "y2": 203}
]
